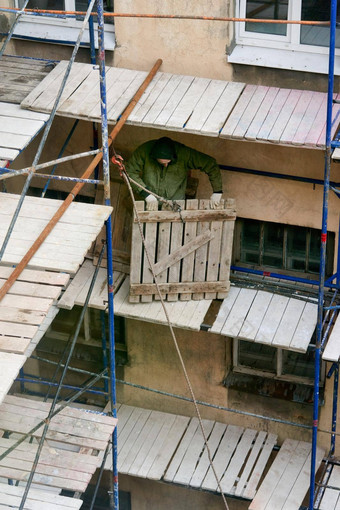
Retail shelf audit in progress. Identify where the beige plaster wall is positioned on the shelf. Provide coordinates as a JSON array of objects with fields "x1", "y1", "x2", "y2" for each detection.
[
  {"x1": 113, "y1": 0, "x2": 233, "y2": 80},
  {"x1": 117, "y1": 474, "x2": 248, "y2": 510}
]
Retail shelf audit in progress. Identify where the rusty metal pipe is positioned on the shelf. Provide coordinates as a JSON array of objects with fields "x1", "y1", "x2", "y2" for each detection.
[{"x1": 0, "y1": 58, "x2": 162, "y2": 302}]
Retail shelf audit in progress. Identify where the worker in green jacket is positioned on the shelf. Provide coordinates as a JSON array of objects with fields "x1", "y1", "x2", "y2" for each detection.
[{"x1": 125, "y1": 137, "x2": 223, "y2": 211}]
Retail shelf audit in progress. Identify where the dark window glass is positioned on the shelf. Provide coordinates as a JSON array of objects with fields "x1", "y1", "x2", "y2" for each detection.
[
  {"x1": 239, "y1": 340, "x2": 276, "y2": 372},
  {"x1": 236, "y1": 219, "x2": 334, "y2": 277},
  {"x1": 245, "y1": 0, "x2": 288, "y2": 36},
  {"x1": 282, "y1": 348, "x2": 315, "y2": 379},
  {"x1": 300, "y1": 0, "x2": 340, "y2": 48},
  {"x1": 22, "y1": 1, "x2": 65, "y2": 8},
  {"x1": 263, "y1": 223, "x2": 284, "y2": 267}
]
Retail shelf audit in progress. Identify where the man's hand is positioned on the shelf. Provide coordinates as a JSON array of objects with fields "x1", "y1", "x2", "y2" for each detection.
[
  {"x1": 210, "y1": 192, "x2": 223, "y2": 209},
  {"x1": 145, "y1": 194, "x2": 158, "y2": 211}
]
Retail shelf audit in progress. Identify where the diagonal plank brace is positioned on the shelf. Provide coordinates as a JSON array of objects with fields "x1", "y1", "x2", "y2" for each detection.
[{"x1": 151, "y1": 230, "x2": 214, "y2": 277}]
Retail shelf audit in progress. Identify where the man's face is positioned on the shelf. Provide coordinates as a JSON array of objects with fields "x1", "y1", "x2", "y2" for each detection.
[{"x1": 157, "y1": 158, "x2": 171, "y2": 167}]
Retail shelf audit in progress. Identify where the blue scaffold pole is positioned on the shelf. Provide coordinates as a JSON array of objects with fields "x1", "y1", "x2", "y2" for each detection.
[
  {"x1": 309, "y1": 1, "x2": 338, "y2": 508},
  {"x1": 96, "y1": 1, "x2": 119, "y2": 509}
]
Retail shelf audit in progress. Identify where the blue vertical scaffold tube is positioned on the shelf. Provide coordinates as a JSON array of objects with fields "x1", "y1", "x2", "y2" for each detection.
[
  {"x1": 96, "y1": 1, "x2": 119, "y2": 509},
  {"x1": 309, "y1": 1, "x2": 338, "y2": 508}
]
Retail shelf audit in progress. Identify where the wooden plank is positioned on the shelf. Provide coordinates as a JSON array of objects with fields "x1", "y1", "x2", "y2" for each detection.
[
  {"x1": 0, "y1": 116, "x2": 45, "y2": 136},
  {"x1": 0, "y1": 147, "x2": 19, "y2": 160},
  {"x1": 255, "y1": 294, "x2": 289, "y2": 345},
  {"x1": 0, "y1": 278, "x2": 61, "y2": 300},
  {"x1": 130, "y1": 281, "x2": 229, "y2": 296},
  {"x1": 323, "y1": 313, "x2": 340, "y2": 361},
  {"x1": 217, "y1": 199, "x2": 236, "y2": 299},
  {"x1": 164, "y1": 418, "x2": 200, "y2": 482},
  {"x1": 185, "y1": 80, "x2": 228, "y2": 133},
  {"x1": 238, "y1": 291, "x2": 272, "y2": 340},
  {"x1": 248, "y1": 438, "x2": 297, "y2": 510},
  {"x1": 154, "y1": 215, "x2": 171, "y2": 301},
  {"x1": 141, "y1": 211, "x2": 158, "y2": 303},
  {"x1": 233, "y1": 86, "x2": 269, "y2": 139},
  {"x1": 0, "y1": 321, "x2": 38, "y2": 339},
  {"x1": 220, "y1": 84, "x2": 257, "y2": 138},
  {"x1": 235, "y1": 431, "x2": 267, "y2": 497},
  {"x1": 280, "y1": 90, "x2": 314, "y2": 144},
  {"x1": 118, "y1": 408, "x2": 152, "y2": 462},
  {"x1": 141, "y1": 74, "x2": 184, "y2": 126},
  {"x1": 41, "y1": 63, "x2": 92, "y2": 112},
  {"x1": 264, "y1": 441, "x2": 311, "y2": 509},
  {"x1": 0, "y1": 131, "x2": 32, "y2": 149},
  {"x1": 289, "y1": 302, "x2": 318, "y2": 352},
  {"x1": 127, "y1": 411, "x2": 170, "y2": 476},
  {"x1": 221, "y1": 288, "x2": 257, "y2": 337},
  {"x1": 96, "y1": 68, "x2": 139, "y2": 120},
  {"x1": 127, "y1": 72, "x2": 165, "y2": 123},
  {"x1": 271, "y1": 298, "x2": 305, "y2": 349},
  {"x1": 281, "y1": 446, "x2": 325, "y2": 510},
  {"x1": 21, "y1": 61, "x2": 68, "y2": 109},
  {"x1": 304, "y1": 95, "x2": 328, "y2": 146},
  {"x1": 180, "y1": 200, "x2": 198, "y2": 301},
  {"x1": 0, "y1": 102, "x2": 49, "y2": 121},
  {"x1": 0, "y1": 336, "x2": 31, "y2": 354},
  {"x1": 58, "y1": 260, "x2": 94, "y2": 310},
  {"x1": 166, "y1": 77, "x2": 211, "y2": 129},
  {"x1": 0, "y1": 484, "x2": 83, "y2": 509},
  {"x1": 134, "y1": 208, "x2": 236, "y2": 223},
  {"x1": 205, "y1": 202, "x2": 224, "y2": 299},
  {"x1": 129, "y1": 202, "x2": 145, "y2": 303},
  {"x1": 173, "y1": 419, "x2": 215, "y2": 485},
  {"x1": 210, "y1": 286, "x2": 241, "y2": 334},
  {"x1": 0, "y1": 266, "x2": 69, "y2": 287},
  {"x1": 243, "y1": 433, "x2": 277, "y2": 500},
  {"x1": 0, "y1": 306, "x2": 46, "y2": 326},
  {"x1": 190, "y1": 422, "x2": 227, "y2": 488},
  {"x1": 267, "y1": 89, "x2": 303, "y2": 143},
  {"x1": 220, "y1": 428, "x2": 257, "y2": 494},
  {"x1": 59, "y1": 67, "x2": 100, "y2": 116},
  {"x1": 128, "y1": 73, "x2": 172, "y2": 124},
  {"x1": 0, "y1": 294, "x2": 53, "y2": 313},
  {"x1": 192, "y1": 199, "x2": 210, "y2": 300},
  {"x1": 109, "y1": 72, "x2": 148, "y2": 122},
  {"x1": 257, "y1": 88, "x2": 291, "y2": 141},
  {"x1": 202, "y1": 82, "x2": 245, "y2": 136},
  {"x1": 167, "y1": 200, "x2": 184, "y2": 301},
  {"x1": 147, "y1": 414, "x2": 190, "y2": 480},
  {"x1": 153, "y1": 75, "x2": 195, "y2": 127},
  {"x1": 245, "y1": 87, "x2": 279, "y2": 140},
  {"x1": 292, "y1": 91, "x2": 326, "y2": 145},
  {"x1": 118, "y1": 409, "x2": 153, "y2": 471},
  {"x1": 188, "y1": 298, "x2": 213, "y2": 330},
  {"x1": 319, "y1": 465, "x2": 340, "y2": 510},
  {"x1": 201, "y1": 424, "x2": 244, "y2": 491}
]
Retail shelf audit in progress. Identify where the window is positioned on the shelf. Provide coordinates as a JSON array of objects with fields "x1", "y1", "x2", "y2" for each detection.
[
  {"x1": 13, "y1": 0, "x2": 115, "y2": 50},
  {"x1": 233, "y1": 218, "x2": 335, "y2": 278},
  {"x1": 233, "y1": 337, "x2": 325, "y2": 382},
  {"x1": 230, "y1": 1, "x2": 340, "y2": 74}
]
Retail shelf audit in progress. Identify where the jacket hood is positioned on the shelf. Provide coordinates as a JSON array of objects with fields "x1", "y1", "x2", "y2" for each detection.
[{"x1": 150, "y1": 137, "x2": 177, "y2": 162}]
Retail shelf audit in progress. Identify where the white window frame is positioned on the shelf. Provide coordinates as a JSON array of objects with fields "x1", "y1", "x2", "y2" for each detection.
[
  {"x1": 230, "y1": 0, "x2": 340, "y2": 75},
  {"x1": 232, "y1": 338, "x2": 325, "y2": 387},
  {"x1": 13, "y1": 0, "x2": 115, "y2": 50}
]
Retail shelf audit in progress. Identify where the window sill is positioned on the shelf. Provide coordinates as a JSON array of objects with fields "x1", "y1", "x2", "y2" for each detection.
[
  {"x1": 228, "y1": 45, "x2": 340, "y2": 76},
  {"x1": 224, "y1": 371, "x2": 324, "y2": 405},
  {"x1": 13, "y1": 22, "x2": 115, "y2": 50}
]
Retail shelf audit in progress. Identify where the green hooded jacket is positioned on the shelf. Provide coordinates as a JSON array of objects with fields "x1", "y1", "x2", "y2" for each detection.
[{"x1": 125, "y1": 137, "x2": 223, "y2": 201}]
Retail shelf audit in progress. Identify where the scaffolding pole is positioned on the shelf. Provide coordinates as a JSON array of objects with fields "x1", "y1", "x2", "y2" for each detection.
[{"x1": 309, "y1": 1, "x2": 338, "y2": 508}]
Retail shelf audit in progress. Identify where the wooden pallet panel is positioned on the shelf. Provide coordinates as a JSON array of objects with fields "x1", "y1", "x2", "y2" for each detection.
[{"x1": 129, "y1": 200, "x2": 235, "y2": 302}]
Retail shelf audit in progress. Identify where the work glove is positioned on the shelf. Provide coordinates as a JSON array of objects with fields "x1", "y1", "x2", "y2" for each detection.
[
  {"x1": 145, "y1": 194, "x2": 158, "y2": 211},
  {"x1": 210, "y1": 192, "x2": 223, "y2": 209}
]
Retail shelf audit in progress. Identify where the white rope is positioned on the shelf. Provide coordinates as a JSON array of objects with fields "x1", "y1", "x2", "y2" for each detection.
[{"x1": 116, "y1": 157, "x2": 230, "y2": 509}]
